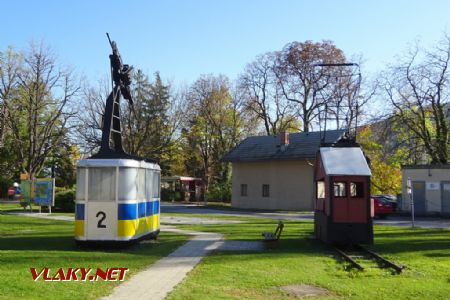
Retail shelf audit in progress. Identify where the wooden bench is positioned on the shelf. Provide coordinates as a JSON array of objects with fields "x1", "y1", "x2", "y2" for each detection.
[{"x1": 262, "y1": 221, "x2": 284, "y2": 242}]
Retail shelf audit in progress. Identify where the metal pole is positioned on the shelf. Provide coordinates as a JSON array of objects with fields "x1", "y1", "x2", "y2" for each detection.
[
  {"x1": 408, "y1": 177, "x2": 415, "y2": 228},
  {"x1": 411, "y1": 190, "x2": 415, "y2": 228}
]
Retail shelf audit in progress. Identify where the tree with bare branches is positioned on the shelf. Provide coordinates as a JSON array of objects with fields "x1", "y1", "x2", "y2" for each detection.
[
  {"x1": 383, "y1": 36, "x2": 450, "y2": 164},
  {"x1": 75, "y1": 78, "x2": 109, "y2": 153},
  {"x1": 0, "y1": 47, "x2": 22, "y2": 148},
  {"x1": 239, "y1": 52, "x2": 300, "y2": 135},
  {"x1": 274, "y1": 40, "x2": 347, "y2": 132},
  {"x1": 6, "y1": 42, "x2": 79, "y2": 179}
]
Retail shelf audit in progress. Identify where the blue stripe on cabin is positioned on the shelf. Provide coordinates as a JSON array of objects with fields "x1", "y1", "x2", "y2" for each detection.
[
  {"x1": 146, "y1": 201, "x2": 152, "y2": 216},
  {"x1": 118, "y1": 203, "x2": 138, "y2": 220},
  {"x1": 153, "y1": 201, "x2": 160, "y2": 214},
  {"x1": 138, "y1": 202, "x2": 146, "y2": 218},
  {"x1": 75, "y1": 204, "x2": 85, "y2": 220}
]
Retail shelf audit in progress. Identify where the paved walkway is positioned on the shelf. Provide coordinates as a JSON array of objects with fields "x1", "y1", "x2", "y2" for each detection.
[
  {"x1": 374, "y1": 218, "x2": 450, "y2": 229},
  {"x1": 103, "y1": 226, "x2": 223, "y2": 300},
  {"x1": 163, "y1": 215, "x2": 242, "y2": 225}
]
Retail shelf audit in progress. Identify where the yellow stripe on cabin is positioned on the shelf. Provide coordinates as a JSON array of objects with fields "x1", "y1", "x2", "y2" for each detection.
[
  {"x1": 118, "y1": 220, "x2": 137, "y2": 237},
  {"x1": 74, "y1": 220, "x2": 84, "y2": 237},
  {"x1": 153, "y1": 214, "x2": 160, "y2": 229},
  {"x1": 137, "y1": 217, "x2": 146, "y2": 234},
  {"x1": 145, "y1": 216, "x2": 152, "y2": 232}
]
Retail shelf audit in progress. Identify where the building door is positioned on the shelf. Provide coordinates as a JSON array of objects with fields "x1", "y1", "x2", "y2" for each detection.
[
  {"x1": 441, "y1": 182, "x2": 450, "y2": 214},
  {"x1": 412, "y1": 181, "x2": 426, "y2": 215}
]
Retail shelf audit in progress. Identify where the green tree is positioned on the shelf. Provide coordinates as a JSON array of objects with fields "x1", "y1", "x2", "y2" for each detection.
[
  {"x1": 183, "y1": 75, "x2": 245, "y2": 199},
  {"x1": 0, "y1": 47, "x2": 22, "y2": 189},
  {"x1": 0, "y1": 47, "x2": 22, "y2": 148},
  {"x1": 358, "y1": 126, "x2": 402, "y2": 195},
  {"x1": 3, "y1": 43, "x2": 79, "y2": 179},
  {"x1": 41, "y1": 143, "x2": 79, "y2": 188},
  {"x1": 122, "y1": 71, "x2": 178, "y2": 174}
]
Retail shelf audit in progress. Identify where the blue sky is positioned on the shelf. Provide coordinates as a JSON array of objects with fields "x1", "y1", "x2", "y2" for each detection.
[{"x1": 1, "y1": 0, "x2": 449, "y2": 84}]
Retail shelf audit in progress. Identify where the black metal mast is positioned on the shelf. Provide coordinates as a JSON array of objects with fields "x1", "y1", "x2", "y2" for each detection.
[{"x1": 96, "y1": 33, "x2": 134, "y2": 157}]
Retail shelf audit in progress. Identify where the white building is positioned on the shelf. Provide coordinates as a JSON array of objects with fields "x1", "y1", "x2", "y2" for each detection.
[
  {"x1": 401, "y1": 165, "x2": 450, "y2": 216},
  {"x1": 222, "y1": 130, "x2": 345, "y2": 210}
]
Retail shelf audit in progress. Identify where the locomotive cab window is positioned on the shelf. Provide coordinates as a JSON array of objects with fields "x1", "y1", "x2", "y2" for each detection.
[
  {"x1": 317, "y1": 181, "x2": 325, "y2": 199},
  {"x1": 350, "y1": 182, "x2": 364, "y2": 197},
  {"x1": 333, "y1": 182, "x2": 346, "y2": 197}
]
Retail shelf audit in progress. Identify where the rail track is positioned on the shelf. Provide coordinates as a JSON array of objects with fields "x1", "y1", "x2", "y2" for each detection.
[{"x1": 333, "y1": 245, "x2": 404, "y2": 273}]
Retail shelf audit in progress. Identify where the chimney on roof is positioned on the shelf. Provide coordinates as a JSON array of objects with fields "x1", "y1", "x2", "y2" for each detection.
[{"x1": 280, "y1": 131, "x2": 289, "y2": 146}]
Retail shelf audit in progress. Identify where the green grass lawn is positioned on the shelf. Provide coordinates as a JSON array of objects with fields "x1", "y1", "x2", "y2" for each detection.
[
  {"x1": 0, "y1": 214, "x2": 188, "y2": 300},
  {"x1": 167, "y1": 218, "x2": 450, "y2": 300},
  {"x1": 0, "y1": 202, "x2": 75, "y2": 217},
  {"x1": 2, "y1": 206, "x2": 450, "y2": 300},
  {"x1": 162, "y1": 212, "x2": 264, "y2": 222},
  {"x1": 0, "y1": 202, "x2": 26, "y2": 211}
]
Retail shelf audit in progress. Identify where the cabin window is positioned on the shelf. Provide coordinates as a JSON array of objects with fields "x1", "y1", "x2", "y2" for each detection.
[
  {"x1": 333, "y1": 182, "x2": 346, "y2": 197},
  {"x1": 350, "y1": 182, "x2": 364, "y2": 197},
  {"x1": 262, "y1": 184, "x2": 270, "y2": 197},
  {"x1": 317, "y1": 181, "x2": 325, "y2": 199},
  {"x1": 146, "y1": 169, "x2": 153, "y2": 200},
  {"x1": 137, "y1": 168, "x2": 146, "y2": 201},
  {"x1": 88, "y1": 167, "x2": 116, "y2": 201},
  {"x1": 241, "y1": 184, "x2": 248, "y2": 196},
  {"x1": 152, "y1": 171, "x2": 160, "y2": 198},
  {"x1": 118, "y1": 167, "x2": 137, "y2": 201},
  {"x1": 76, "y1": 168, "x2": 86, "y2": 201}
]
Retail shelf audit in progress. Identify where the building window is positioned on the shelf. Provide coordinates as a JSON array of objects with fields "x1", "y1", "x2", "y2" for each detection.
[
  {"x1": 333, "y1": 182, "x2": 346, "y2": 197},
  {"x1": 317, "y1": 181, "x2": 325, "y2": 199},
  {"x1": 262, "y1": 184, "x2": 270, "y2": 197},
  {"x1": 350, "y1": 182, "x2": 364, "y2": 197},
  {"x1": 241, "y1": 184, "x2": 248, "y2": 197}
]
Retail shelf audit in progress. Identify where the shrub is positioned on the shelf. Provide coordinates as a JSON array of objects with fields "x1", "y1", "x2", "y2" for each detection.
[
  {"x1": 207, "y1": 181, "x2": 231, "y2": 202},
  {"x1": 161, "y1": 189, "x2": 180, "y2": 201},
  {"x1": 0, "y1": 177, "x2": 13, "y2": 199},
  {"x1": 54, "y1": 189, "x2": 75, "y2": 212}
]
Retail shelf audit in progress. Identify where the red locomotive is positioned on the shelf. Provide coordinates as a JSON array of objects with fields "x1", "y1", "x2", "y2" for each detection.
[{"x1": 314, "y1": 143, "x2": 373, "y2": 245}]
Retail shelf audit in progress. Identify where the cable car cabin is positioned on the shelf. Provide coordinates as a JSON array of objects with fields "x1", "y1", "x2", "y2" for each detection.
[
  {"x1": 75, "y1": 159, "x2": 161, "y2": 245},
  {"x1": 314, "y1": 146, "x2": 373, "y2": 245}
]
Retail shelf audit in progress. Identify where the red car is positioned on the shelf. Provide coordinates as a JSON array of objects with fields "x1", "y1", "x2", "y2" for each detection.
[{"x1": 372, "y1": 196, "x2": 396, "y2": 218}]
